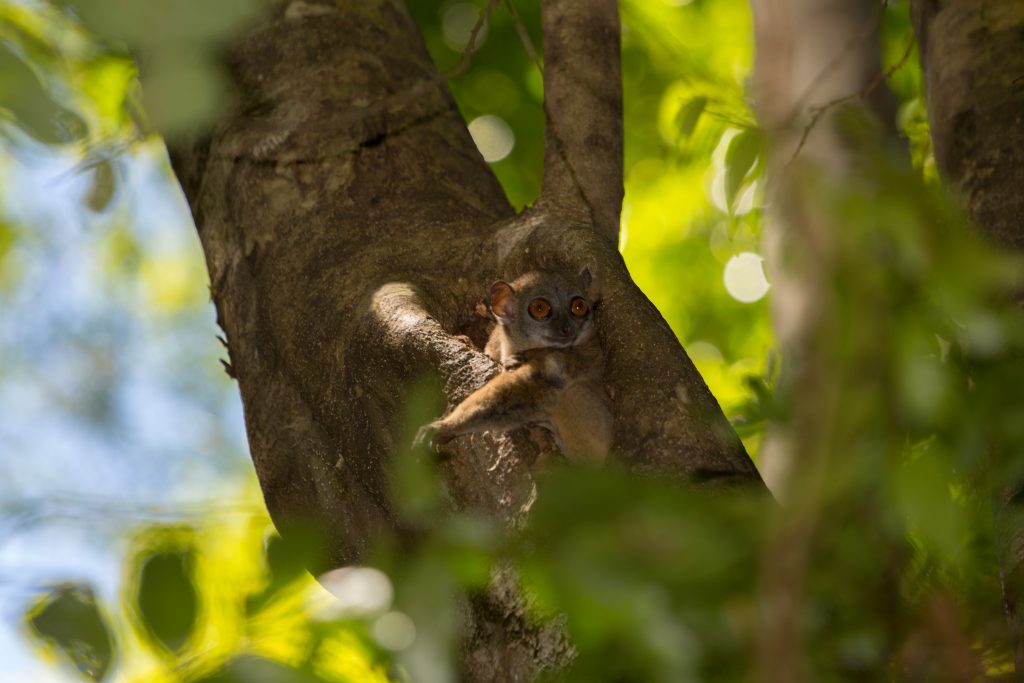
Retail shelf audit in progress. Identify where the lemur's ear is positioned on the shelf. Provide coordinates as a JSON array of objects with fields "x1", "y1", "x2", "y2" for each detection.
[
  {"x1": 579, "y1": 265, "x2": 593, "y2": 290},
  {"x1": 489, "y1": 281, "x2": 516, "y2": 322},
  {"x1": 579, "y1": 264, "x2": 601, "y2": 302}
]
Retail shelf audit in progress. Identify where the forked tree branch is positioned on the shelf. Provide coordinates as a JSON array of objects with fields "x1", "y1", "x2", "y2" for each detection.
[
  {"x1": 166, "y1": 1, "x2": 765, "y2": 678},
  {"x1": 539, "y1": 0, "x2": 624, "y2": 243}
]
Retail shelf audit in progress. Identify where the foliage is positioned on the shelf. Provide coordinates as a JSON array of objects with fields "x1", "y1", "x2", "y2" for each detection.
[
  {"x1": 26, "y1": 583, "x2": 114, "y2": 680},
  {"x1": 21, "y1": 503, "x2": 398, "y2": 682},
  {"x1": 2, "y1": 0, "x2": 1022, "y2": 682}
]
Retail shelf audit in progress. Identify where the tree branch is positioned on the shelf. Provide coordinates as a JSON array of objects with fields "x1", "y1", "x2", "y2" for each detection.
[{"x1": 538, "y1": 0, "x2": 623, "y2": 244}]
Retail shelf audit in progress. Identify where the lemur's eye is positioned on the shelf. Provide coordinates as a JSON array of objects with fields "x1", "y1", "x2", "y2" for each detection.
[
  {"x1": 528, "y1": 299, "x2": 552, "y2": 319},
  {"x1": 570, "y1": 297, "x2": 589, "y2": 317}
]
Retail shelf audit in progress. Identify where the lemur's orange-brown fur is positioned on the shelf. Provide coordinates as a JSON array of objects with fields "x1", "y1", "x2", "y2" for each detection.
[{"x1": 416, "y1": 268, "x2": 612, "y2": 463}]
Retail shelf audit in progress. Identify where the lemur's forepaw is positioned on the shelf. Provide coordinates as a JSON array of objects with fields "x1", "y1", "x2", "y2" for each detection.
[
  {"x1": 412, "y1": 424, "x2": 436, "y2": 450},
  {"x1": 413, "y1": 422, "x2": 452, "y2": 453}
]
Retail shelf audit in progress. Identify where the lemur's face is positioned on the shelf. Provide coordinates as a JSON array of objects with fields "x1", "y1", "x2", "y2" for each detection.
[{"x1": 489, "y1": 268, "x2": 597, "y2": 349}]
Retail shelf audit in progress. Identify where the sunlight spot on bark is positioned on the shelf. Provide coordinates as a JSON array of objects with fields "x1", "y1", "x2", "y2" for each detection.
[{"x1": 370, "y1": 282, "x2": 427, "y2": 333}]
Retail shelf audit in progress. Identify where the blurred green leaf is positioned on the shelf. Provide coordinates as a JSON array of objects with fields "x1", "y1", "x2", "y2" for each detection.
[
  {"x1": 25, "y1": 583, "x2": 114, "y2": 682},
  {"x1": 515, "y1": 466, "x2": 762, "y2": 682},
  {"x1": 84, "y1": 159, "x2": 117, "y2": 213},
  {"x1": 140, "y1": 53, "x2": 227, "y2": 140},
  {"x1": 0, "y1": 219, "x2": 17, "y2": 292},
  {"x1": 0, "y1": 40, "x2": 87, "y2": 143},
  {"x1": 898, "y1": 449, "x2": 963, "y2": 561},
  {"x1": 674, "y1": 96, "x2": 707, "y2": 140},
  {"x1": 393, "y1": 555, "x2": 459, "y2": 683},
  {"x1": 392, "y1": 379, "x2": 447, "y2": 522},
  {"x1": 732, "y1": 371, "x2": 780, "y2": 437},
  {"x1": 265, "y1": 528, "x2": 320, "y2": 584},
  {"x1": 246, "y1": 527, "x2": 322, "y2": 614},
  {"x1": 78, "y1": 54, "x2": 137, "y2": 134},
  {"x1": 55, "y1": 0, "x2": 269, "y2": 139},
  {"x1": 66, "y1": 0, "x2": 266, "y2": 46},
  {"x1": 438, "y1": 514, "x2": 498, "y2": 589},
  {"x1": 724, "y1": 128, "x2": 761, "y2": 211},
  {"x1": 190, "y1": 655, "x2": 329, "y2": 683},
  {"x1": 136, "y1": 549, "x2": 198, "y2": 653}
]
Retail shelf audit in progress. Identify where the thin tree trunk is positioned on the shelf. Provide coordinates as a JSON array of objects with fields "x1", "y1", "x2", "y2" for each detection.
[
  {"x1": 749, "y1": 0, "x2": 899, "y2": 680},
  {"x1": 751, "y1": 0, "x2": 898, "y2": 498},
  {"x1": 537, "y1": 0, "x2": 623, "y2": 243},
  {"x1": 911, "y1": 0, "x2": 1024, "y2": 672},
  {"x1": 166, "y1": 0, "x2": 765, "y2": 678}
]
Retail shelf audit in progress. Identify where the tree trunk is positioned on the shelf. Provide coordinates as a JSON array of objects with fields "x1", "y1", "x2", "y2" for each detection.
[
  {"x1": 911, "y1": 0, "x2": 1024, "y2": 672},
  {"x1": 165, "y1": 0, "x2": 765, "y2": 679},
  {"x1": 750, "y1": 0, "x2": 898, "y2": 497},
  {"x1": 749, "y1": 0, "x2": 900, "y2": 680}
]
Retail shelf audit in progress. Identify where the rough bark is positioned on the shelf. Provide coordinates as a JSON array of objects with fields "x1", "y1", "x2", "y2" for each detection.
[
  {"x1": 911, "y1": 0, "x2": 1024, "y2": 671},
  {"x1": 749, "y1": 0, "x2": 899, "y2": 680},
  {"x1": 912, "y1": 0, "x2": 1024, "y2": 249},
  {"x1": 166, "y1": 0, "x2": 765, "y2": 679},
  {"x1": 538, "y1": 0, "x2": 623, "y2": 244}
]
